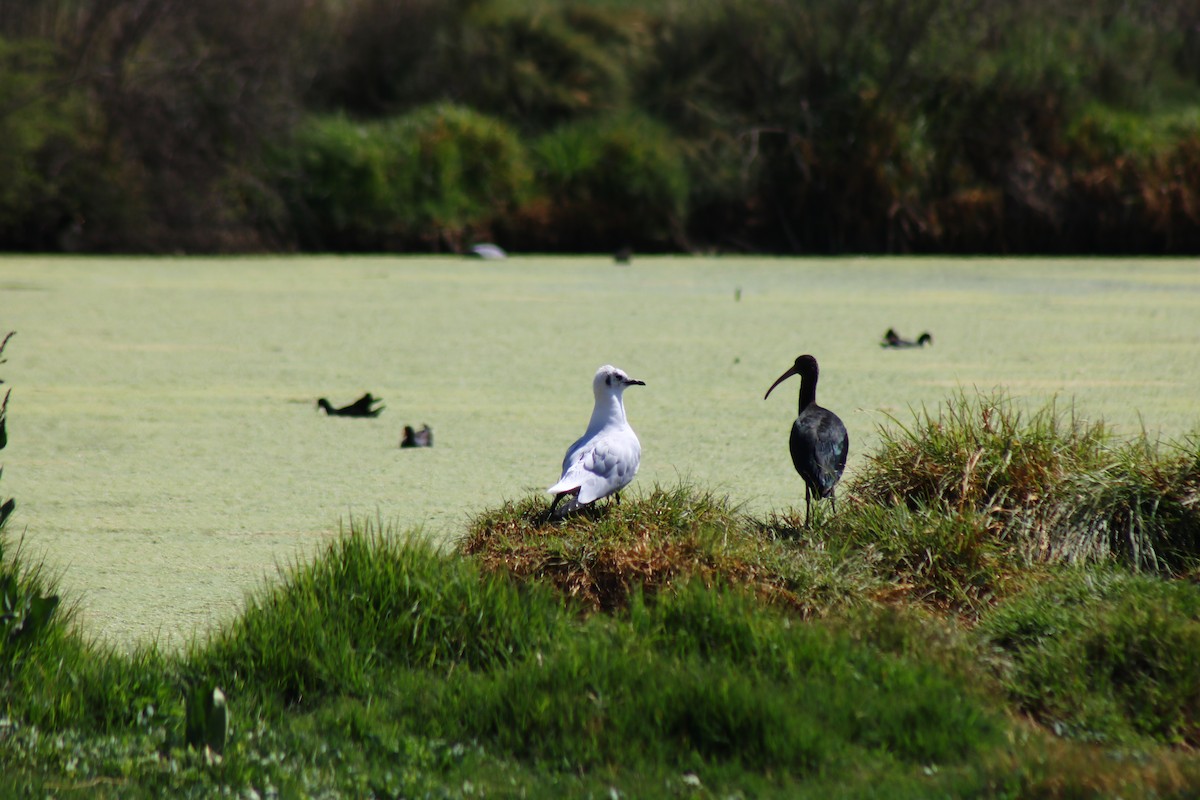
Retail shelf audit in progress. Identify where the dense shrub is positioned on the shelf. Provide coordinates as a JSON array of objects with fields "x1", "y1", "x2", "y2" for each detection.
[
  {"x1": 271, "y1": 114, "x2": 398, "y2": 250},
  {"x1": 393, "y1": 104, "x2": 533, "y2": 248},
  {"x1": 635, "y1": 0, "x2": 1200, "y2": 254},
  {"x1": 306, "y1": 0, "x2": 482, "y2": 116},
  {"x1": 454, "y1": 4, "x2": 635, "y2": 131},
  {"x1": 0, "y1": 0, "x2": 316, "y2": 252},
  {"x1": 0, "y1": 38, "x2": 95, "y2": 250},
  {"x1": 518, "y1": 113, "x2": 688, "y2": 250},
  {"x1": 2, "y1": 0, "x2": 1200, "y2": 252},
  {"x1": 274, "y1": 105, "x2": 532, "y2": 251},
  {"x1": 1061, "y1": 106, "x2": 1200, "y2": 252}
]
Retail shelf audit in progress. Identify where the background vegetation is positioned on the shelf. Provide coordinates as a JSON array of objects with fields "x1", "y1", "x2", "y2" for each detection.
[{"x1": 1, "y1": 0, "x2": 1198, "y2": 254}]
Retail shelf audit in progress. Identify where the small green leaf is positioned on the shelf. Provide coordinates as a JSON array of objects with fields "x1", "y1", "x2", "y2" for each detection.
[
  {"x1": 185, "y1": 683, "x2": 229, "y2": 754},
  {"x1": 206, "y1": 688, "x2": 228, "y2": 755},
  {"x1": 23, "y1": 594, "x2": 58, "y2": 639}
]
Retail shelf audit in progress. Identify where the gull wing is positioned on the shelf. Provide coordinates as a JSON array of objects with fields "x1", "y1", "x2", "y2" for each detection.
[{"x1": 547, "y1": 429, "x2": 640, "y2": 504}]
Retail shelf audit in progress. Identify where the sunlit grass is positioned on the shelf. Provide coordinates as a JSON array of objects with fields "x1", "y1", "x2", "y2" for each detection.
[
  {"x1": 188, "y1": 521, "x2": 563, "y2": 706},
  {"x1": 5, "y1": 386, "x2": 1200, "y2": 795},
  {"x1": 852, "y1": 390, "x2": 1200, "y2": 572},
  {"x1": 979, "y1": 570, "x2": 1200, "y2": 747}
]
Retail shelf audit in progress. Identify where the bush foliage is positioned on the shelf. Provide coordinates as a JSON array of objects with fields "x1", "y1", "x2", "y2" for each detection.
[
  {"x1": 520, "y1": 113, "x2": 688, "y2": 250},
  {"x1": 1, "y1": 0, "x2": 1199, "y2": 253},
  {"x1": 275, "y1": 105, "x2": 532, "y2": 251}
]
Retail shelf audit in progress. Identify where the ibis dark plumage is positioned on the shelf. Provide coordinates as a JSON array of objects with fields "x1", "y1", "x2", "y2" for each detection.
[
  {"x1": 317, "y1": 393, "x2": 384, "y2": 417},
  {"x1": 764, "y1": 354, "x2": 849, "y2": 525}
]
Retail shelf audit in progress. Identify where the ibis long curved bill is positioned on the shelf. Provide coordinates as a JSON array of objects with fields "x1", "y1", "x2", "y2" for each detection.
[{"x1": 764, "y1": 364, "x2": 801, "y2": 400}]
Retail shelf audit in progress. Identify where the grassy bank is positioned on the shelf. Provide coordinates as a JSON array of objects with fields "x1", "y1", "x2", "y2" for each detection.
[{"x1": 3, "y1": 392, "x2": 1200, "y2": 797}]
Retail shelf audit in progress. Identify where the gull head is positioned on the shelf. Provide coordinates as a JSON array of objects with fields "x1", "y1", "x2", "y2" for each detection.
[{"x1": 593, "y1": 364, "x2": 645, "y2": 398}]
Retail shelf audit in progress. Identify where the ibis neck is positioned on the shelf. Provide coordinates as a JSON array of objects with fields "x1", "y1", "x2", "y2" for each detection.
[{"x1": 798, "y1": 377, "x2": 816, "y2": 415}]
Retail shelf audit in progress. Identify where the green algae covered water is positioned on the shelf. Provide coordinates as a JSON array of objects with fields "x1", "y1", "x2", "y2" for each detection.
[{"x1": 2, "y1": 255, "x2": 1198, "y2": 647}]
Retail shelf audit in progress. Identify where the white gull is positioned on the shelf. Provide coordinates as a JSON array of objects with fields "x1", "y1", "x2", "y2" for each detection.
[{"x1": 546, "y1": 365, "x2": 645, "y2": 519}]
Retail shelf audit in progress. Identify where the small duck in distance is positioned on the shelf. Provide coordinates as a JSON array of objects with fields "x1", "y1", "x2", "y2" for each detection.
[
  {"x1": 880, "y1": 328, "x2": 933, "y2": 348},
  {"x1": 400, "y1": 424, "x2": 433, "y2": 448},
  {"x1": 317, "y1": 393, "x2": 384, "y2": 417}
]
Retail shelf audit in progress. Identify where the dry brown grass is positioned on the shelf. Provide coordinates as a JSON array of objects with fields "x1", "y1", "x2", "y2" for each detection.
[{"x1": 459, "y1": 485, "x2": 811, "y2": 613}]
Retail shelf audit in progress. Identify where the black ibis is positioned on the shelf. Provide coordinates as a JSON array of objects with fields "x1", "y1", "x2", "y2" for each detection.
[
  {"x1": 400, "y1": 424, "x2": 433, "y2": 448},
  {"x1": 764, "y1": 354, "x2": 849, "y2": 525},
  {"x1": 880, "y1": 328, "x2": 933, "y2": 348},
  {"x1": 316, "y1": 393, "x2": 384, "y2": 417}
]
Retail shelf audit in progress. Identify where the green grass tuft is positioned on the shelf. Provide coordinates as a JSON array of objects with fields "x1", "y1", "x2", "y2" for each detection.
[
  {"x1": 827, "y1": 503, "x2": 1019, "y2": 616},
  {"x1": 380, "y1": 578, "x2": 998, "y2": 777},
  {"x1": 189, "y1": 519, "x2": 563, "y2": 706},
  {"x1": 851, "y1": 391, "x2": 1200, "y2": 573},
  {"x1": 979, "y1": 569, "x2": 1200, "y2": 746}
]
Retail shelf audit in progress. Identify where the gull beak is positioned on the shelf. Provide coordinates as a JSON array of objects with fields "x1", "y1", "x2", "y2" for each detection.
[{"x1": 626, "y1": 378, "x2": 646, "y2": 387}]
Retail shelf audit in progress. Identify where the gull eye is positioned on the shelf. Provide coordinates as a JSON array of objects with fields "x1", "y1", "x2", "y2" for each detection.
[{"x1": 606, "y1": 375, "x2": 613, "y2": 386}]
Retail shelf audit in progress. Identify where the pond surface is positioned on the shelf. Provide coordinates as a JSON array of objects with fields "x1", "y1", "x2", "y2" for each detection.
[{"x1": 2, "y1": 255, "x2": 1198, "y2": 647}]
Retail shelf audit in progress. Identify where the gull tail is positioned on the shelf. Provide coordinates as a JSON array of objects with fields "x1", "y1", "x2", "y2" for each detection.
[{"x1": 545, "y1": 485, "x2": 583, "y2": 521}]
